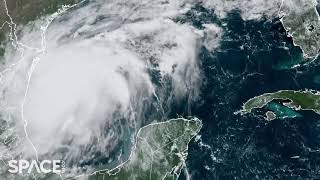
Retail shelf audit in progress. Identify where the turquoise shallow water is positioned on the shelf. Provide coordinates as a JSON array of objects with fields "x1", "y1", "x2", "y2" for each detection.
[
  {"x1": 265, "y1": 101, "x2": 302, "y2": 119},
  {"x1": 175, "y1": 4, "x2": 320, "y2": 180}
]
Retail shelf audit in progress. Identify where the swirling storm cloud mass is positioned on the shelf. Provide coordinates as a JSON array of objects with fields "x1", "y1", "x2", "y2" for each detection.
[
  {"x1": 0, "y1": 0, "x2": 289, "y2": 178},
  {"x1": 0, "y1": 0, "x2": 206, "y2": 175}
]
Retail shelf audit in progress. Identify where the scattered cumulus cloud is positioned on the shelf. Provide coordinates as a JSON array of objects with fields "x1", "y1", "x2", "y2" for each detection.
[{"x1": 202, "y1": 0, "x2": 282, "y2": 20}]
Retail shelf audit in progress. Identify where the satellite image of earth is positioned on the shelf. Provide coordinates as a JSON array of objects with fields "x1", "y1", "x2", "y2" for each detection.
[{"x1": 1, "y1": 0, "x2": 320, "y2": 179}]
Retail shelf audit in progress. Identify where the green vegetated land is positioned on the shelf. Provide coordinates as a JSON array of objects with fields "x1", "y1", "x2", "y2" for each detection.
[
  {"x1": 280, "y1": 0, "x2": 320, "y2": 58},
  {"x1": 86, "y1": 118, "x2": 202, "y2": 180},
  {"x1": 0, "y1": 0, "x2": 80, "y2": 57},
  {"x1": 31, "y1": 118, "x2": 202, "y2": 180},
  {"x1": 240, "y1": 90, "x2": 320, "y2": 118},
  {"x1": 0, "y1": 0, "x2": 79, "y2": 25}
]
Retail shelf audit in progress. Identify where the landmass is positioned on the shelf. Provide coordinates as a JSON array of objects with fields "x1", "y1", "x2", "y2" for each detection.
[
  {"x1": 279, "y1": 0, "x2": 320, "y2": 59},
  {"x1": 0, "y1": 0, "x2": 79, "y2": 57},
  {"x1": 237, "y1": 89, "x2": 320, "y2": 120},
  {"x1": 86, "y1": 118, "x2": 202, "y2": 180},
  {"x1": 32, "y1": 118, "x2": 202, "y2": 180},
  {"x1": 265, "y1": 111, "x2": 277, "y2": 121},
  {"x1": 0, "y1": 0, "x2": 79, "y2": 26}
]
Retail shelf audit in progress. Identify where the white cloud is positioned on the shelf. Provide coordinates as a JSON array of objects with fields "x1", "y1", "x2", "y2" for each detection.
[
  {"x1": 203, "y1": 0, "x2": 282, "y2": 20},
  {"x1": 202, "y1": 24, "x2": 223, "y2": 51},
  {"x1": 0, "y1": 0, "x2": 209, "y2": 173}
]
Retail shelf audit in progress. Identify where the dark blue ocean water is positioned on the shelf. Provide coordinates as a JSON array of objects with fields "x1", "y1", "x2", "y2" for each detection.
[{"x1": 175, "y1": 4, "x2": 320, "y2": 180}]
